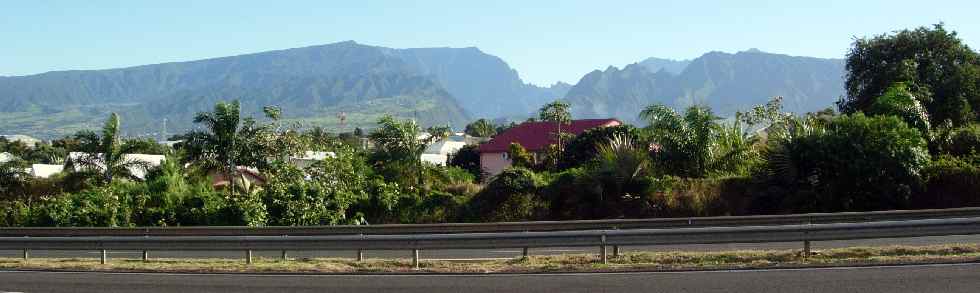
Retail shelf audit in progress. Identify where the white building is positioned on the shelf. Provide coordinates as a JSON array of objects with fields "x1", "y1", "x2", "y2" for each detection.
[
  {"x1": 420, "y1": 134, "x2": 470, "y2": 166},
  {"x1": 28, "y1": 164, "x2": 65, "y2": 178},
  {"x1": 66, "y1": 152, "x2": 166, "y2": 179},
  {"x1": 288, "y1": 151, "x2": 337, "y2": 169},
  {"x1": 1, "y1": 135, "x2": 42, "y2": 148},
  {"x1": 0, "y1": 152, "x2": 14, "y2": 163}
]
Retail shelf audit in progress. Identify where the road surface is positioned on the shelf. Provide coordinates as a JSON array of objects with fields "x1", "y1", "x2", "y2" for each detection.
[{"x1": 0, "y1": 263, "x2": 977, "y2": 292}]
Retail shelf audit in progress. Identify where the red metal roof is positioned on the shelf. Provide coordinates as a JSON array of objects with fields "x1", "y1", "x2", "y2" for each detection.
[{"x1": 478, "y1": 119, "x2": 621, "y2": 153}]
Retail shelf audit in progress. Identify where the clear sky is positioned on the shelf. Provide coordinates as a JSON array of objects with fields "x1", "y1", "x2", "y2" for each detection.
[{"x1": 2, "y1": 0, "x2": 977, "y2": 85}]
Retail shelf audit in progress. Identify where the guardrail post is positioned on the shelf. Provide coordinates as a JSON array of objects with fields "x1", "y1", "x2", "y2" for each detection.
[
  {"x1": 22, "y1": 248, "x2": 29, "y2": 261},
  {"x1": 599, "y1": 234, "x2": 608, "y2": 264},
  {"x1": 357, "y1": 249, "x2": 364, "y2": 262},
  {"x1": 142, "y1": 250, "x2": 149, "y2": 262},
  {"x1": 412, "y1": 249, "x2": 420, "y2": 270},
  {"x1": 802, "y1": 219, "x2": 812, "y2": 261},
  {"x1": 522, "y1": 247, "x2": 529, "y2": 259},
  {"x1": 246, "y1": 250, "x2": 253, "y2": 264},
  {"x1": 281, "y1": 250, "x2": 288, "y2": 261},
  {"x1": 613, "y1": 245, "x2": 620, "y2": 258},
  {"x1": 100, "y1": 249, "x2": 108, "y2": 264}
]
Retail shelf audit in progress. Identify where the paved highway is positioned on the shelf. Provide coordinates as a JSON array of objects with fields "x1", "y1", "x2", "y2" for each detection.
[
  {"x1": 0, "y1": 262, "x2": 977, "y2": 292},
  {"x1": 2, "y1": 234, "x2": 978, "y2": 261}
]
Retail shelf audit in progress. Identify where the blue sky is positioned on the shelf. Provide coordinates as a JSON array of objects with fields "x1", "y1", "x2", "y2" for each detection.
[{"x1": 2, "y1": 0, "x2": 977, "y2": 85}]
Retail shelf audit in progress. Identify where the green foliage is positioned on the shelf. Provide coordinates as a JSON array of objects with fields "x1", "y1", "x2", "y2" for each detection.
[
  {"x1": 560, "y1": 125, "x2": 642, "y2": 169},
  {"x1": 448, "y1": 144, "x2": 482, "y2": 179},
  {"x1": 941, "y1": 124, "x2": 980, "y2": 157},
  {"x1": 468, "y1": 167, "x2": 545, "y2": 222},
  {"x1": 914, "y1": 155, "x2": 980, "y2": 208},
  {"x1": 464, "y1": 119, "x2": 497, "y2": 138},
  {"x1": 765, "y1": 113, "x2": 930, "y2": 212},
  {"x1": 507, "y1": 143, "x2": 534, "y2": 168},
  {"x1": 867, "y1": 82, "x2": 931, "y2": 136},
  {"x1": 263, "y1": 151, "x2": 373, "y2": 226},
  {"x1": 641, "y1": 104, "x2": 757, "y2": 177},
  {"x1": 842, "y1": 24, "x2": 980, "y2": 126}
]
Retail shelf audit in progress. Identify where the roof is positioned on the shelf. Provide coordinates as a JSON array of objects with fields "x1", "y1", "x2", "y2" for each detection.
[
  {"x1": 424, "y1": 140, "x2": 467, "y2": 155},
  {"x1": 478, "y1": 119, "x2": 622, "y2": 153}
]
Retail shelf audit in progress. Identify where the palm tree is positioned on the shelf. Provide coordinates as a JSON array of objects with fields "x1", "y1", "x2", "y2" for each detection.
[
  {"x1": 183, "y1": 101, "x2": 244, "y2": 193},
  {"x1": 587, "y1": 133, "x2": 650, "y2": 217},
  {"x1": 465, "y1": 119, "x2": 497, "y2": 138},
  {"x1": 641, "y1": 104, "x2": 757, "y2": 177},
  {"x1": 67, "y1": 113, "x2": 152, "y2": 184},
  {"x1": 0, "y1": 158, "x2": 29, "y2": 198}
]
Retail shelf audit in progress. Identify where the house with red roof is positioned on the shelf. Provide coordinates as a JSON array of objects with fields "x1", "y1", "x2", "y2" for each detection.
[{"x1": 477, "y1": 118, "x2": 621, "y2": 177}]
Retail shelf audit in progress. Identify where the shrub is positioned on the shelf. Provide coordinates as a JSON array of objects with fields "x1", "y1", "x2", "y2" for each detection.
[{"x1": 914, "y1": 155, "x2": 980, "y2": 208}]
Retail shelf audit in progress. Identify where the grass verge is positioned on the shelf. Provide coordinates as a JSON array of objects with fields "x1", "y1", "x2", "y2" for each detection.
[{"x1": 1, "y1": 244, "x2": 979, "y2": 274}]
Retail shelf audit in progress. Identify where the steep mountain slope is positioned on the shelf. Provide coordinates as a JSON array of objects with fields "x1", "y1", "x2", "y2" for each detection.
[
  {"x1": 564, "y1": 50, "x2": 845, "y2": 122},
  {"x1": 0, "y1": 41, "x2": 560, "y2": 138},
  {"x1": 392, "y1": 47, "x2": 568, "y2": 119}
]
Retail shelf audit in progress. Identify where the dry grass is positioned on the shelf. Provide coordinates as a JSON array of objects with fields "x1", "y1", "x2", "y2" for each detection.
[{"x1": 1, "y1": 244, "x2": 979, "y2": 274}]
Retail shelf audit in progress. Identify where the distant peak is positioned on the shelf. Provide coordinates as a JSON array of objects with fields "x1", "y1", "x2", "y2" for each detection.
[{"x1": 742, "y1": 48, "x2": 765, "y2": 53}]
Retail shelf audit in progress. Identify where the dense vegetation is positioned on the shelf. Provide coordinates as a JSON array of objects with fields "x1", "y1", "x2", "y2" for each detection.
[{"x1": 1, "y1": 24, "x2": 978, "y2": 227}]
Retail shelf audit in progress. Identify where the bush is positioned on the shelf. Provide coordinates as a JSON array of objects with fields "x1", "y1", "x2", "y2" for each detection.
[
  {"x1": 914, "y1": 155, "x2": 980, "y2": 208},
  {"x1": 765, "y1": 113, "x2": 930, "y2": 212},
  {"x1": 467, "y1": 167, "x2": 546, "y2": 222}
]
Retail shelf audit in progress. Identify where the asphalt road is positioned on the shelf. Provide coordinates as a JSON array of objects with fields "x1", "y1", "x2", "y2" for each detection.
[
  {"x1": 0, "y1": 263, "x2": 978, "y2": 292},
  {"x1": 2, "y1": 234, "x2": 979, "y2": 261}
]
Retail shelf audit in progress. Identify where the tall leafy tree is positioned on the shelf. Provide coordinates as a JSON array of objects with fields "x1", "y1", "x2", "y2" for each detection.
[
  {"x1": 841, "y1": 24, "x2": 980, "y2": 126},
  {"x1": 641, "y1": 104, "x2": 757, "y2": 177},
  {"x1": 464, "y1": 119, "x2": 497, "y2": 138},
  {"x1": 68, "y1": 113, "x2": 152, "y2": 184},
  {"x1": 538, "y1": 100, "x2": 572, "y2": 157}
]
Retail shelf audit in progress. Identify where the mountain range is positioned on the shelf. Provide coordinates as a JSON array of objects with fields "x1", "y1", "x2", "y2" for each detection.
[{"x1": 0, "y1": 42, "x2": 844, "y2": 139}]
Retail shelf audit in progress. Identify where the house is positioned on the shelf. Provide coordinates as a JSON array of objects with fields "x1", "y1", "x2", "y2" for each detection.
[
  {"x1": 477, "y1": 119, "x2": 621, "y2": 177},
  {"x1": 66, "y1": 152, "x2": 166, "y2": 180},
  {"x1": 420, "y1": 134, "x2": 470, "y2": 166},
  {"x1": 28, "y1": 164, "x2": 65, "y2": 178},
  {"x1": 289, "y1": 151, "x2": 337, "y2": 169}
]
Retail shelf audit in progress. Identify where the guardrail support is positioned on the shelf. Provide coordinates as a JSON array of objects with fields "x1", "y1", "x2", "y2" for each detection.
[
  {"x1": 100, "y1": 249, "x2": 108, "y2": 264},
  {"x1": 281, "y1": 250, "x2": 288, "y2": 261},
  {"x1": 522, "y1": 247, "x2": 529, "y2": 258},
  {"x1": 412, "y1": 249, "x2": 420, "y2": 269},
  {"x1": 600, "y1": 234, "x2": 608, "y2": 264},
  {"x1": 22, "y1": 248, "x2": 29, "y2": 261},
  {"x1": 142, "y1": 250, "x2": 149, "y2": 261},
  {"x1": 613, "y1": 245, "x2": 620, "y2": 258},
  {"x1": 357, "y1": 249, "x2": 364, "y2": 262},
  {"x1": 803, "y1": 240, "x2": 812, "y2": 260},
  {"x1": 245, "y1": 250, "x2": 253, "y2": 264}
]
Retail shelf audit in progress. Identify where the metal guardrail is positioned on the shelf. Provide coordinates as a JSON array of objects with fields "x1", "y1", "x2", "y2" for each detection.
[
  {"x1": 2, "y1": 217, "x2": 980, "y2": 267},
  {"x1": 3, "y1": 206, "x2": 980, "y2": 237}
]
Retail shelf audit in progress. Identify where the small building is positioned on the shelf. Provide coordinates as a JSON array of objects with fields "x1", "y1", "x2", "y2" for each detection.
[
  {"x1": 477, "y1": 119, "x2": 621, "y2": 177},
  {"x1": 29, "y1": 164, "x2": 64, "y2": 178},
  {"x1": 420, "y1": 134, "x2": 469, "y2": 166},
  {"x1": 289, "y1": 151, "x2": 337, "y2": 169},
  {"x1": 66, "y1": 152, "x2": 166, "y2": 180},
  {"x1": 210, "y1": 167, "x2": 267, "y2": 189}
]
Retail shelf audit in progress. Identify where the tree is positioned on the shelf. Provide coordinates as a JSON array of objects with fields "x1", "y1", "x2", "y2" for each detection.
[
  {"x1": 641, "y1": 104, "x2": 759, "y2": 177},
  {"x1": 766, "y1": 113, "x2": 930, "y2": 212},
  {"x1": 0, "y1": 158, "x2": 29, "y2": 199},
  {"x1": 538, "y1": 100, "x2": 572, "y2": 156},
  {"x1": 867, "y1": 82, "x2": 931, "y2": 137},
  {"x1": 585, "y1": 133, "x2": 651, "y2": 217},
  {"x1": 182, "y1": 101, "x2": 288, "y2": 194},
  {"x1": 507, "y1": 143, "x2": 534, "y2": 168},
  {"x1": 448, "y1": 145, "x2": 482, "y2": 179},
  {"x1": 841, "y1": 24, "x2": 980, "y2": 126},
  {"x1": 67, "y1": 113, "x2": 153, "y2": 184},
  {"x1": 464, "y1": 119, "x2": 497, "y2": 138},
  {"x1": 467, "y1": 167, "x2": 544, "y2": 222},
  {"x1": 560, "y1": 125, "x2": 642, "y2": 169},
  {"x1": 368, "y1": 115, "x2": 448, "y2": 193}
]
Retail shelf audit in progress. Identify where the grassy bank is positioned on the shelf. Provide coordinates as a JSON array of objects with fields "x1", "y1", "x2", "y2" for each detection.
[{"x1": 1, "y1": 244, "x2": 979, "y2": 274}]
